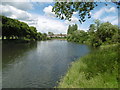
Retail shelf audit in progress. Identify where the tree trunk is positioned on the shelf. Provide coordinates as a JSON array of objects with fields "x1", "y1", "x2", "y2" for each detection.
[{"x1": 2, "y1": 35, "x2": 4, "y2": 40}]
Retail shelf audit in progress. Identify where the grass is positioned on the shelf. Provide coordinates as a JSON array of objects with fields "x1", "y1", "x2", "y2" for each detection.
[{"x1": 57, "y1": 44, "x2": 119, "y2": 88}]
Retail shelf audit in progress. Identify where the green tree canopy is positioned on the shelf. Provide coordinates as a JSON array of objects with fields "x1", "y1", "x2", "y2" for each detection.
[
  {"x1": 67, "y1": 24, "x2": 78, "y2": 34},
  {"x1": 52, "y1": 2, "x2": 119, "y2": 23},
  {"x1": 1, "y1": 15, "x2": 48, "y2": 41},
  {"x1": 89, "y1": 24, "x2": 96, "y2": 33},
  {"x1": 97, "y1": 22, "x2": 119, "y2": 42},
  {"x1": 48, "y1": 32, "x2": 54, "y2": 37}
]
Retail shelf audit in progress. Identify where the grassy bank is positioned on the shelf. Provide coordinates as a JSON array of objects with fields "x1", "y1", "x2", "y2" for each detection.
[{"x1": 58, "y1": 44, "x2": 119, "y2": 88}]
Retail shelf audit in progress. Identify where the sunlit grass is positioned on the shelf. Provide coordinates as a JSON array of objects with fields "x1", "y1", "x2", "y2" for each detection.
[{"x1": 58, "y1": 44, "x2": 119, "y2": 88}]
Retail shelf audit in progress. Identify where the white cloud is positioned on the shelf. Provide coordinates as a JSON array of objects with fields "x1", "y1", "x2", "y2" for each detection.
[
  {"x1": 65, "y1": 16, "x2": 79, "y2": 25},
  {"x1": 20, "y1": 18, "x2": 37, "y2": 26},
  {"x1": 36, "y1": 16, "x2": 68, "y2": 34},
  {"x1": 21, "y1": 14, "x2": 68, "y2": 34},
  {"x1": 101, "y1": 15, "x2": 118, "y2": 25},
  {"x1": 93, "y1": 7, "x2": 105, "y2": 19},
  {"x1": 1, "y1": 0, "x2": 54, "y2": 2},
  {"x1": 73, "y1": 12, "x2": 78, "y2": 15},
  {"x1": 43, "y1": 5, "x2": 56, "y2": 18},
  {"x1": 1, "y1": 4, "x2": 31, "y2": 20},
  {"x1": 105, "y1": 7, "x2": 116, "y2": 13},
  {"x1": 79, "y1": 28, "x2": 88, "y2": 32},
  {"x1": 89, "y1": 12, "x2": 92, "y2": 15},
  {"x1": 43, "y1": 5, "x2": 79, "y2": 25},
  {"x1": 43, "y1": 5, "x2": 79, "y2": 24},
  {"x1": 111, "y1": 19, "x2": 118, "y2": 25},
  {"x1": 78, "y1": 26, "x2": 89, "y2": 32},
  {"x1": 93, "y1": 6, "x2": 117, "y2": 19},
  {"x1": 1, "y1": 3, "x2": 68, "y2": 34},
  {"x1": 71, "y1": 16, "x2": 79, "y2": 23},
  {"x1": 102, "y1": 16, "x2": 117, "y2": 22},
  {"x1": 2, "y1": 1, "x2": 33, "y2": 11},
  {"x1": 1, "y1": 0, "x2": 30, "y2": 2}
]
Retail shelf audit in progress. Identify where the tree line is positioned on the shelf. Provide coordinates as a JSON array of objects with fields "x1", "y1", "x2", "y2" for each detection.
[
  {"x1": 67, "y1": 20, "x2": 120, "y2": 47},
  {"x1": 1, "y1": 15, "x2": 49, "y2": 41}
]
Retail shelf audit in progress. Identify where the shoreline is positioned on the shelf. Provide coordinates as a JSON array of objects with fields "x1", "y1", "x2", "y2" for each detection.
[{"x1": 57, "y1": 44, "x2": 119, "y2": 88}]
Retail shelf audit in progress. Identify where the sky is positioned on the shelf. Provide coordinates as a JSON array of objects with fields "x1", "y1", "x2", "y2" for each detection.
[{"x1": 0, "y1": 0, "x2": 119, "y2": 34}]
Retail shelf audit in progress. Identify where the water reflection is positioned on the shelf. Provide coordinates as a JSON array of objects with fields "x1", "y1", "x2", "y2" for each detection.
[
  {"x1": 2, "y1": 41, "x2": 37, "y2": 67},
  {"x1": 2, "y1": 40, "x2": 90, "y2": 88}
]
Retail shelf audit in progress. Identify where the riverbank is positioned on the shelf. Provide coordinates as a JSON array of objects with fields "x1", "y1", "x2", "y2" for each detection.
[
  {"x1": 57, "y1": 44, "x2": 119, "y2": 88},
  {"x1": 1, "y1": 38, "x2": 51, "y2": 43},
  {"x1": 2, "y1": 39, "x2": 33, "y2": 43}
]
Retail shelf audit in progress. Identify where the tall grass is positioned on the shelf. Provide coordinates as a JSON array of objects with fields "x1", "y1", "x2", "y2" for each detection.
[{"x1": 58, "y1": 44, "x2": 119, "y2": 88}]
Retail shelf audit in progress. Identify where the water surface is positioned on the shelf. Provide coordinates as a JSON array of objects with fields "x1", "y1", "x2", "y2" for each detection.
[{"x1": 2, "y1": 40, "x2": 90, "y2": 88}]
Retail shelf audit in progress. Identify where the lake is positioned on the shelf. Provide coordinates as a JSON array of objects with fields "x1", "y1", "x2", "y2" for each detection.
[{"x1": 2, "y1": 40, "x2": 90, "y2": 88}]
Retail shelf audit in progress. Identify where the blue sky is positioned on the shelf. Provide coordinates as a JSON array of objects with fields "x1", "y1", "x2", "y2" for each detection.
[{"x1": 1, "y1": 1, "x2": 118, "y2": 34}]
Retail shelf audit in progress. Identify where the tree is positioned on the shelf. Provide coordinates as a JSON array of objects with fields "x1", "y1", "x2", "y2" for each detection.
[
  {"x1": 29, "y1": 26, "x2": 37, "y2": 40},
  {"x1": 1, "y1": 15, "x2": 49, "y2": 41},
  {"x1": 67, "y1": 25, "x2": 71, "y2": 34},
  {"x1": 73, "y1": 24, "x2": 78, "y2": 31},
  {"x1": 41, "y1": 33, "x2": 47, "y2": 40},
  {"x1": 60, "y1": 33, "x2": 62, "y2": 37},
  {"x1": 112, "y1": 32, "x2": 120, "y2": 43},
  {"x1": 67, "y1": 24, "x2": 78, "y2": 34},
  {"x1": 2, "y1": 16, "x2": 29, "y2": 39},
  {"x1": 0, "y1": 17, "x2": 2, "y2": 38},
  {"x1": 20, "y1": 22, "x2": 30, "y2": 39},
  {"x1": 48, "y1": 32, "x2": 54, "y2": 38},
  {"x1": 97, "y1": 22, "x2": 118, "y2": 42},
  {"x1": 94, "y1": 19, "x2": 101, "y2": 30},
  {"x1": 37, "y1": 32, "x2": 42, "y2": 40},
  {"x1": 52, "y1": 2, "x2": 98, "y2": 23},
  {"x1": 67, "y1": 29, "x2": 88, "y2": 43},
  {"x1": 52, "y1": 2, "x2": 119, "y2": 23},
  {"x1": 89, "y1": 24, "x2": 96, "y2": 33},
  {"x1": 66, "y1": 19, "x2": 119, "y2": 47}
]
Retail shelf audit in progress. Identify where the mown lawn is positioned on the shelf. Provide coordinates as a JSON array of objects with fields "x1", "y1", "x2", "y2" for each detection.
[{"x1": 58, "y1": 44, "x2": 119, "y2": 88}]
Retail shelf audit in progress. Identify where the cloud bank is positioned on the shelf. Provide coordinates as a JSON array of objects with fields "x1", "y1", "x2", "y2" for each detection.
[
  {"x1": 92, "y1": 6, "x2": 118, "y2": 25},
  {"x1": 1, "y1": 3, "x2": 70, "y2": 34}
]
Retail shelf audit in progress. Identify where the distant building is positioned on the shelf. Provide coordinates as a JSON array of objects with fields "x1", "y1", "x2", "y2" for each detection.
[{"x1": 47, "y1": 34, "x2": 67, "y2": 38}]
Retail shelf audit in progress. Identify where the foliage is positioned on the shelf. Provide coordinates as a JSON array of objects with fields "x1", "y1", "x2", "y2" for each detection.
[
  {"x1": 58, "y1": 44, "x2": 119, "y2": 88},
  {"x1": 52, "y1": 2, "x2": 98, "y2": 23},
  {"x1": 53, "y1": 2, "x2": 120, "y2": 23},
  {"x1": 97, "y1": 22, "x2": 119, "y2": 42},
  {"x1": 67, "y1": 20, "x2": 119, "y2": 47},
  {"x1": 94, "y1": 19, "x2": 101, "y2": 29},
  {"x1": 89, "y1": 24, "x2": 96, "y2": 33},
  {"x1": 67, "y1": 30, "x2": 88, "y2": 43},
  {"x1": 1, "y1": 15, "x2": 48, "y2": 41},
  {"x1": 0, "y1": 20, "x2": 2, "y2": 37},
  {"x1": 48, "y1": 32, "x2": 54, "y2": 38},
  {"x1": 67, "y1": 24, "x2": 78, "y2": 34}
]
